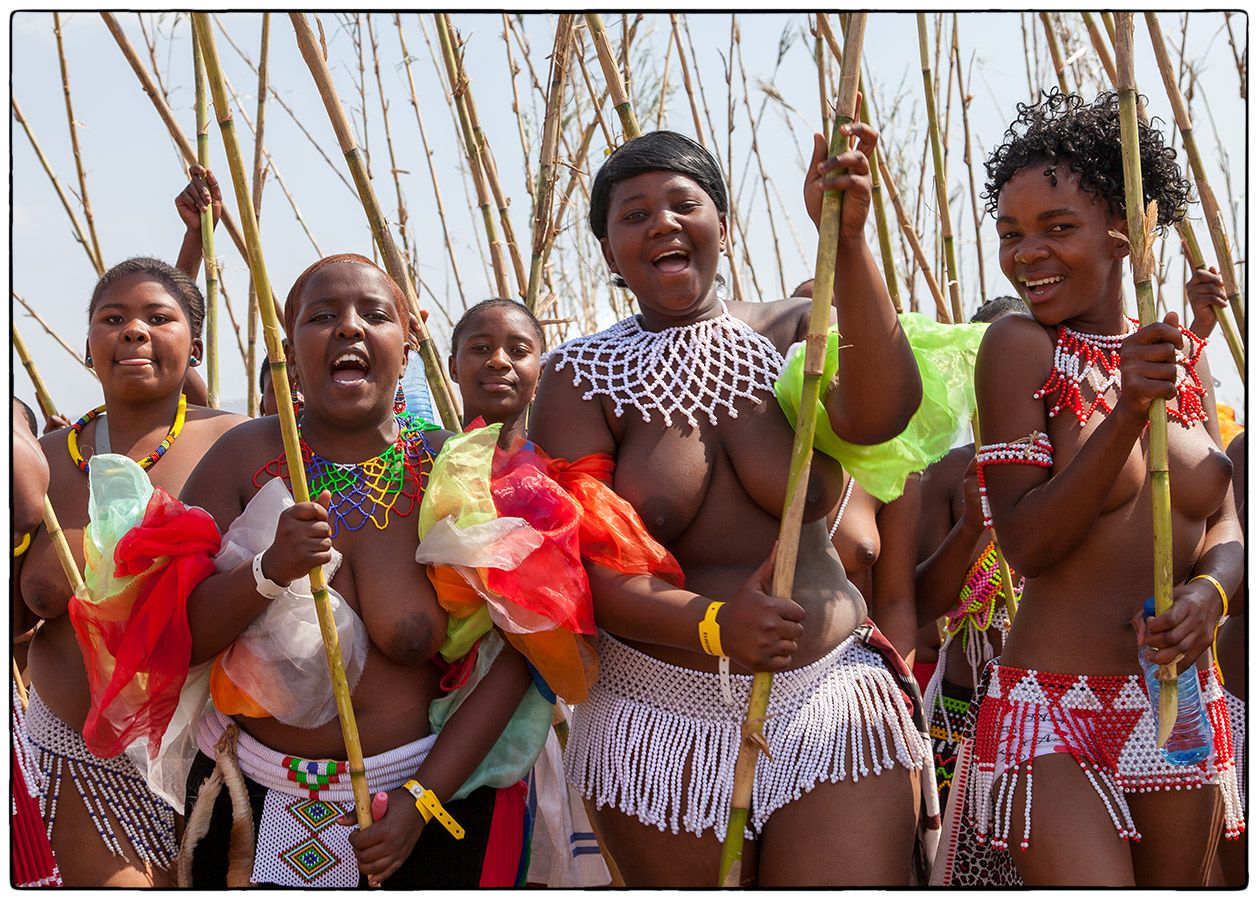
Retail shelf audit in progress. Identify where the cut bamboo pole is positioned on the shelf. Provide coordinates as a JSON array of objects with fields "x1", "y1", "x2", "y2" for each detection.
[
  {"x1": 290, "y1": 13, "x2": 462, "y2": 432},
  {"x1": 917, "y1": 14, "x2": 964, "y2": 324},
  {"x1": 12, "y1": 97, "x2": 103, "y2": 276},
  {"x1": 1114, "y1": 13, "x2": 1177, "y2": 746},
  {"x1": 527, "y1": 15, "x2": 574, "y2": 312},
  {"x1": 246, "y1": 13, "x2": 269, "y2": 418},
  {"x1": 434, "y1": 13, "x2": 513, "y2": 300},
  {"x1": 100, "y1": 13, "x2": 249, "y2": 262},
  {"x1": 193, "y1": 35, "x2": 220, "y2": 409},
  {"x1": 1101, "y1": 12, "x2": 1117, "y2": 46},
  {"x1": 1040, "y1": 13, "x2": 1071, "y2": 94},
  {"x1": 584, "y1": 13, "x2": 641, "y2": 140},
  {"x1": 53, "y1": 12, "x2": 105, "y2": 272},
  {"x1": 952, "y1": 24, "x2": 987, "y2": 302},
  {"x1": 396, "y1": 15, "x2": 467, "y2": 313},
  {"x1": 1088, "y1": 14, "x2": 1245, "y2": 381},
  {"x1": 718, "y1": 18, "x2": 867, "y2": 886},
  {"x1": 13, "y1": 292, "x2": 92, "y2": 372},
  {"x1": 816, "y1": 16, "x2": 900, "y2": 310},
  {"x1": 1144, "y1": 13, "x2": 1247, "y2": 339},
  {"x1": 12, "y1": 323, "x2": 61, "y2": 422},
  {"x1": 42, "y1": 496, "x2": 89, "y2": 607},
  {"x1": 878, "y1": 154, "x2": 948, "y2": 321},
  {"x1": 192, "y1": 12, "x2": 374, "y2": 827}
]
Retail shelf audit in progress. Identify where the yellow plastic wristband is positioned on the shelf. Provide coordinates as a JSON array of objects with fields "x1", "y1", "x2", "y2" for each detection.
[
  {"x1": 402, "y1": 780, "x2": 465, "y2": 840},
  {"x1": 698, "y1": 600, "x2": 726, "y2": 658},
  {"x1": 1191, "y1": 573, "x2": 1229, "y2": 685}
]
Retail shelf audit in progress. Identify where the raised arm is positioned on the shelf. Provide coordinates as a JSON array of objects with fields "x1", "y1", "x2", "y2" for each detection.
[
  {"x1": 803, "y1": 126, "x2": 921, "y2": 445},
  {"x1": 174, "y1": 165, "x2": 222, "y2": 280}
]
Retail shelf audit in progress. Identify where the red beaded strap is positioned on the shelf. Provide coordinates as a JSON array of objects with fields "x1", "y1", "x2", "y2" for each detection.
[{"x1": 975, "y1": 432, "x2": 1054, "y2": 528}]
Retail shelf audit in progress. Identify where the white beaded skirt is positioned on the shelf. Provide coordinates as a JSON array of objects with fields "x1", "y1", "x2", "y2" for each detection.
[{"x1": 566, "y1": 630, "x2": 929, "y2": 840}]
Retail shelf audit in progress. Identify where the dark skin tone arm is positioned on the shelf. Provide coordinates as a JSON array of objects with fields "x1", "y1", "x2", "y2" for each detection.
[
  {"x1": 868, "y1": 476, "x2": 921, "y2": 661},
  {"x1": 805, "y1": 127, "x2": 921, "y2": 445},
  {"x1": 916, "y1": 455, "x2": 987, "y2": 625},
  {"x1": 977, "y1": 312, "x2": 1188, "y2": 577},
  {"x1": 339, "y1": 644, "x2": 533, "y2": 886}
]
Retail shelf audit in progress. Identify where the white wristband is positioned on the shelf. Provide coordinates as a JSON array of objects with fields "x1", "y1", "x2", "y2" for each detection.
[{"x1": 252, "y1": 552, "x2": 287, "y2": 600}]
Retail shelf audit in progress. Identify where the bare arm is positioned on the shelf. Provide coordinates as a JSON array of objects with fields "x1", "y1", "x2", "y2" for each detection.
[
  {"x1": 916, "y1": 455, "x2": 987, "y2": 625},
  {"x1": 803, "y1": 127, "x2": 921, "y2": 445},
  {"x1": 868, "y1": 477, "x2": 921, "y2": 662},
  {"x1": 174, "y1": 165, "x2": 222, "y2": 280},
  {"x1": 975, "y1": 315, "x2": 1160, "y2": 577}
]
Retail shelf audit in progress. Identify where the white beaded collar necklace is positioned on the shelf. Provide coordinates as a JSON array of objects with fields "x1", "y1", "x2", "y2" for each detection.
[{"x1": 545, "y1": 300, "x2": 786, "y2": 428}]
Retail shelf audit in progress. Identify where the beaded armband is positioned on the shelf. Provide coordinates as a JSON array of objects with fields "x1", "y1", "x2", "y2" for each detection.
[{"x1": 975, "y1": 432, "x2": 1054, "y2": 528}]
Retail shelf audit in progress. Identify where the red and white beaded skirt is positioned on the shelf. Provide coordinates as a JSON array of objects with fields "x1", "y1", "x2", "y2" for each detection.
[{"x1": 965, "y1": 660, "x2": 1244, "y2": 851}]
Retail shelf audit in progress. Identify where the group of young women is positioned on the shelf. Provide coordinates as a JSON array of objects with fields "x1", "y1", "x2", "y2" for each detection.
[{"x1": 12, "y1": 85, "x2": 1244, "y2": 888}]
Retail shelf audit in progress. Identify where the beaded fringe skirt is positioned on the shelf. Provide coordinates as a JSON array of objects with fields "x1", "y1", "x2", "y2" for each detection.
[
  {"x1": 966, "y1": 661, "x2": 1244, "y2": 851},
  {"x1": 565, "y1": 631, "x2": 929, "y2": 840},
  {"x1": 24, "y1": 686, "x2": 176, "y2": 869}
]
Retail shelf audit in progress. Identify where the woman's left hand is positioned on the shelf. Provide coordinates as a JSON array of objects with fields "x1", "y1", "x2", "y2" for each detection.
[
  {"x1": 338, "y1": 789, "x2": 425, "y2": 887},
  {"x1": 1130, "y1": 578, "x2": 1225, "y2": 672},
  {"x1": 803, "y1": 121, "x2": 878, "y2": 240}
]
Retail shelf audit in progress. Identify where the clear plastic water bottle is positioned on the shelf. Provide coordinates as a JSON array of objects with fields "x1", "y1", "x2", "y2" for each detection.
[{"x1": 1139, "y1": 597, "x2": 1213, "y2": 766}]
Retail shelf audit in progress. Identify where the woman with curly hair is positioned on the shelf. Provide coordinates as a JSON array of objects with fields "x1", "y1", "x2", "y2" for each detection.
[{"x1": 962, "y1": 90, "x2": 1243, "y2": 886}]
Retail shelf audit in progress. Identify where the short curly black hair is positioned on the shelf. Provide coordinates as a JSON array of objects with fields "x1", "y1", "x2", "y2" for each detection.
[{"x1": 983, "y1": 90, "x2": 1191, "y2": 232}]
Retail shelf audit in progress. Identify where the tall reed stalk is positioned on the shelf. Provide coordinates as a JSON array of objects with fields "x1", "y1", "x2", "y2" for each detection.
[
  {"x1": 12, "y1": 323, "x2": 61, "y2": 421},
  {"x1": 1040, "y1": 13, "x2": 1071, "y2": 94},
  {"x1": 877, "y1": 154, "x2": 948, "y2": 320},
  {"x1": 1144, "y1": 13, "x2": 1247, "y2": 338},
  {"x1": 194, "y1": 12, "x2": 375, "y2": 827},
  {"x1": 246, "y1": 13, "x2": 269, "y2": 418},
  {"x1": 584, "y1": 13, "x2": 641, "y2": 139},
  {"x1": 434, "y1": 13, "x2": 513, "y2": 300},
  {"x1": 14, "y1": 292, "x2": 91, "y2": 371},
  {"x1": 396, "y1": 14, "x2": 468, "y2": 312},
  {"x1": 1114, "y1": 13, "x2": 1177, "y2": 745},
  {"x1": 12, "y1": 97, "x2": 103, "y2": 276},
  {"x1": 718, "y1": 16, "x2": 867, "y2": 886},
  {"x1": 669, "y1": 15, "x2": 707, "y2": 148},
  {"x1": 291, "y1": 13, "x2": 461, "y2": 431},
  {"x1": 53, "y1": 12, "x2": 105, "y2": 272},
  {"x1": 952, "y1": 20, "x2": 987, "y2": 302},
  {"x1": 527, "y1": 15, "x2": 575, "y2": 311},
  {"x1": 192, "y1": 35, "x2": 220, "y2": 408},
  {"x1": 917, "y1": 14, "x2": 964, "y2": 323}
]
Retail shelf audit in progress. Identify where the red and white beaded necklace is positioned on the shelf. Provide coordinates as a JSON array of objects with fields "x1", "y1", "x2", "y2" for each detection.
[{"x1": 1034, "y1": 316, "x2": 1208, "y2": 427}]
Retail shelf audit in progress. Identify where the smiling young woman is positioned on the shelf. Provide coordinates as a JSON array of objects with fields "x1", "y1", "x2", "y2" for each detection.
[
  {"x1": 15, "y1": 257, "x2": 246, "y2": 887},
  {"x1": 957, "y1": 91, "x2": 1244, "y2": 887},
  {"x1": 530, "y1": 129, "x2": 931, "y2": 886}
]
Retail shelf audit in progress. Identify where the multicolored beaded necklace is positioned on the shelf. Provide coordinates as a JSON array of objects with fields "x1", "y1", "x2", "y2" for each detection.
[
  {"x1": 253, "y1": 411, "x2": 437, "y2": 537},
  {"x1": 67, "y1": 394, "x2": 188, "y2": 474},
  {"x1": 1034, "y1": 316, "x2": 1208, "y2": 427},
  {"x1": 942, "y1": 540, "x2": 1022, "y2": 645}
]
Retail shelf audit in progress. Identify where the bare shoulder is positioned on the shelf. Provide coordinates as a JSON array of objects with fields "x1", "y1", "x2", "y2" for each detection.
[
  {"x1": 185, "y1": 406, "x2": 250, "y2": 439},
  {"x1": 922, "y1": 444, "x2": 973, "y2": 497},
  {"x1": 530, "y1": 358, "x2": 616, "y2": 459},
  {"x1": 726, "y1": 297, "x2": 813, "y2": 354},
  {"x1": 977, "y1": 314, "x2": 1054, "y2": 371}
]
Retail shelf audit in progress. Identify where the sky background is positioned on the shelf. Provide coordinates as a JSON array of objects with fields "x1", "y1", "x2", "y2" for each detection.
[{"x1": 8, "y1": 11, "x2": 1247, "y2": 424}]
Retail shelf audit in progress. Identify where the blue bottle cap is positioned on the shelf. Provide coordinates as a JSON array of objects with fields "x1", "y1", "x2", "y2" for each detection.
[{"x1": 1143, "y1": 596, "x2": 1157, "y2": 618}]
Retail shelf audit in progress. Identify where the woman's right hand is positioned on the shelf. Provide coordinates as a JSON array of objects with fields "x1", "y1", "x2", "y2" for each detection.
[
  {"x1": 718, "y1": 546, "x2": 806, "y2": 672},
  {"x1": 1115, "y1": 312, "x2": 1185, "y2": 423},
  {"x1": 260, "y1": 490, "x2": 333, "y2": 587},
  {"x1": 174, "y1": 164, "x2": 222, "y2": 234},
  {"x1": 959, "y1": 455, "x2": 985, "y2": 533}
]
